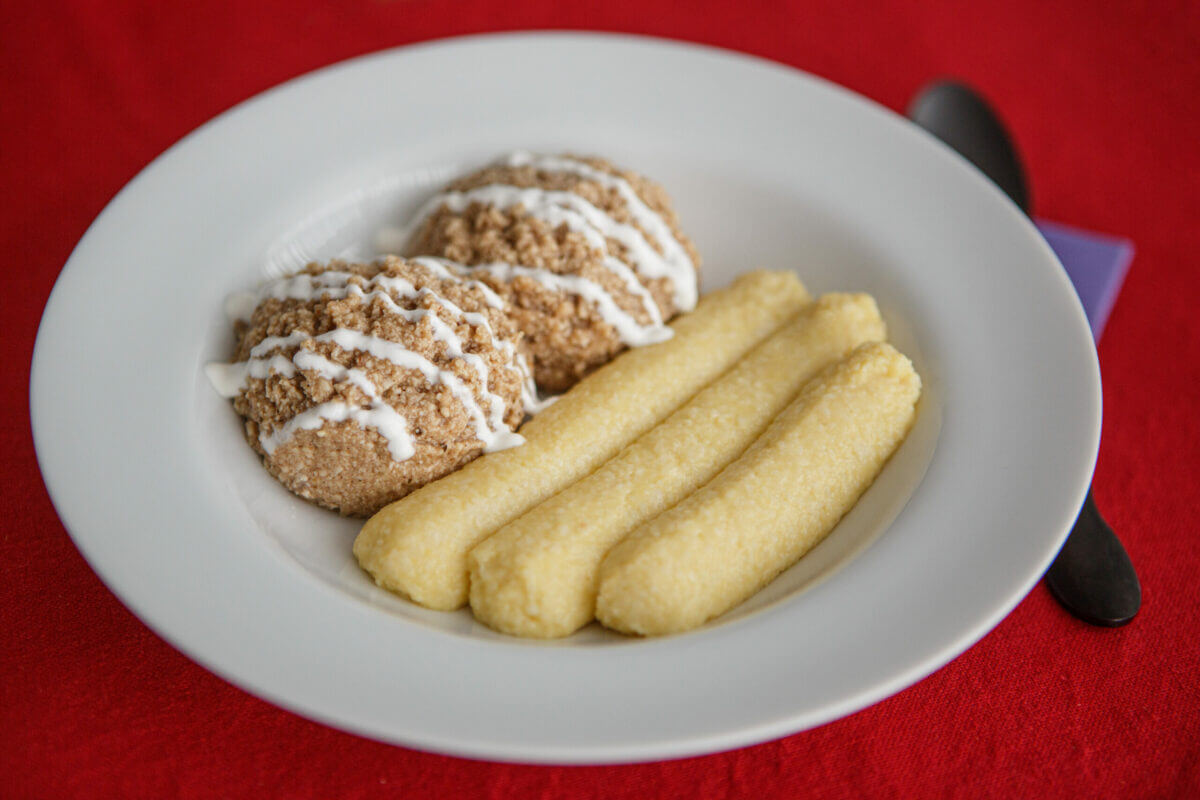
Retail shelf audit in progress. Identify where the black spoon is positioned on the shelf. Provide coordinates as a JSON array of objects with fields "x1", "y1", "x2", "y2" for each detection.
[{"x1": 908, "y1": 80, "x2": 1141, "y2": 627}]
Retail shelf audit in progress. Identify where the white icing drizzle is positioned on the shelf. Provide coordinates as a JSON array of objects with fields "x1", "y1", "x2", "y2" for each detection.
[
  {"x1": 513, "y1": 349, "x2": 556, "y2": 413},
  {"x1": 600, "y1": 255, "x2": 664, "y2": 328},
  {"x1": 208, "y1": 266, "x2": 532, "y2": 462},
  {"x1": 411, "y1": 257, "x2": 542, "y2": 408},
  {"x1": 392, "y1": 153, "x2": 695, "y2": 347},
  {"x1": 403, "y1": 184, "x2": 676, "y2": 329},
  {"x1": 503, "y1": 151, "x2": 698, "y2": 311},
  {"x1": 464, "y1": 262, "x2": 673, "y2": 347},
  {"x1": 229, "y1": 267, "x2": 537, "y2": 420},
  {"x1": 259, "y1": 352, "x2": 416, "y2": 461},
  {"x1": 408, "y1": 256, "x2": 507, "y2": 310}
]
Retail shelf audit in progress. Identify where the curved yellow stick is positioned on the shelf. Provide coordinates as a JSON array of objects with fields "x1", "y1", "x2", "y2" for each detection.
[{"x1": 597, "y1": 342, "x2": 921, "y2": 636}]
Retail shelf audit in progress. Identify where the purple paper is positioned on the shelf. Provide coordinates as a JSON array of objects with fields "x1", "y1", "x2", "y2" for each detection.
[{"x1": 1035, "y1": 219, "x2": 1134, "y2": 342}]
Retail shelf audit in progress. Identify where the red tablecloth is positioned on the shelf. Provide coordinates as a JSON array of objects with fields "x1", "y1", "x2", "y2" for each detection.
[{"x1": 4, "y1": 2, "x2": 1198, "y2": 797}]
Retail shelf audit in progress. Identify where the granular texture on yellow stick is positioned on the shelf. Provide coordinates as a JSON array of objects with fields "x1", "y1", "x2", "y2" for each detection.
[
  {"x1": 468, "y1": 294, "x2": 885, "y2": 637},
  {"x1": 354, "y1": 270, "x2": 809, "y2": 609},
  {"x1": 596, "y1": 341, "x2": 921, "y2": 636}
]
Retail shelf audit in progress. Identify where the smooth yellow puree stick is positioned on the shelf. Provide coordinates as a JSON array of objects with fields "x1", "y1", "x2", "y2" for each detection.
[
  {"x1": 468, "y1": 294, "x2": 886, "y2": 638},
  {"x1": 354, "y1": 270, "x2": 810, "y2": 610},
  {"x1": 596, "y1": 342, "x2": 921, "y2": 636}
]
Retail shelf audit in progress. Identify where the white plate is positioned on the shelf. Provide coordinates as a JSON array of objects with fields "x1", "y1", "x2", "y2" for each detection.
[{"x1": 31, "y1": 33, "x2": 1099, "y2": 763}]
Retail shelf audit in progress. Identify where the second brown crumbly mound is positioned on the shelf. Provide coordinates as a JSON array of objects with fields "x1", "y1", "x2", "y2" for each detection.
[{"x1": 406, "y1": 157, "x2": 700, "y2": 392}]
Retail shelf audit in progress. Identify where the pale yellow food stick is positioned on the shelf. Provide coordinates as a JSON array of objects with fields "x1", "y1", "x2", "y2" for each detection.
[
  {"x1": 596, "y1": 341, "x2": 921, "y2": 636},
  {"x1": 468, "y1": 294, "x2": 886, "y2": 638},
  {"x1": 354, "y1": 270, "x2": 810, "y2": 609}
]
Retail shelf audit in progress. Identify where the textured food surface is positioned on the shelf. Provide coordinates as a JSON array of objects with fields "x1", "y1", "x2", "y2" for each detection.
[
  {"x1": 406, "y1": 155, "x2": 701, "y2": 391},
  {"x1": 468, "y1": 293, "x2": 886, "y2": 638},
  {"x1": 597, "y1": 341, "x2": 921, "y2": 636},
  {"x1": 224, "y1": 257, "x2": 529, "y2": 517},
  {"x1": 353, "y1": 270, "x2": 810, "y2": 609}
]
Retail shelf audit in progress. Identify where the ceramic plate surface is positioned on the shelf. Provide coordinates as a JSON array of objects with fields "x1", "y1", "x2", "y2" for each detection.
[{"x1": 31, "y1": 33, "x2": 1099, "y2": 763}]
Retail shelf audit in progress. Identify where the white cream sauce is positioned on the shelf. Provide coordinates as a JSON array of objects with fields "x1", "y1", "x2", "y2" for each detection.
[
  {"x1": 464, "y1": 262, "x2": 673, "y2": 347},
  {"x1": 389, "y1": 153, "x2": 696, "y2": 346},
  {"x1": 259, "y1": 351, "x2": 416, "y2": 461},
  {"x1": 503, "y1": 150, "x2": 698, "y2": 311},
  {"x1": 208, "y1": 268, "x2": 531, "y2": 462}
]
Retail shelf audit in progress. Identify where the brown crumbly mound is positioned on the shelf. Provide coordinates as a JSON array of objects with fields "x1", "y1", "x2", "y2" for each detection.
[
  {"x1": 232, "y1": 257, "x2": 529, "y2": 517},
  {"x1": 406, "y1": 156, "x2": 700, "y2": 392}
]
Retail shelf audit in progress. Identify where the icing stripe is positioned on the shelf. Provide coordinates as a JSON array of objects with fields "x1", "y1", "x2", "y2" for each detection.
[
  {"x1": 393, "y1": 153, "x2": 696, "y2": 347},
  {"x1": 228, "y1": 268, "x2": 537, "y2": 420},
  {"x1": 463, "y1": 262, "x2": 673, "y2": 348},
  {"x1": 504, "y1": 151, "x2": 698, "y2": 310},
  {"x1": 259, "y1": 352, "x2": 415, "y2": 461},
  {"x1": 209, "y1": 265, "x2": 533, "y2": 462}
]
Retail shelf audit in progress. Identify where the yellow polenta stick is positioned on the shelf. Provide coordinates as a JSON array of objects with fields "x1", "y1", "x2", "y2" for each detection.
[
  {"x1": 354, "y1": 270, "x2": 809, "y2": 609},
  {"x1": 468, "y1": 294, "x2": 885, "y2": 637},
  {"x1": 596, "y1": 341, "x2": 921, "y2": 636}
]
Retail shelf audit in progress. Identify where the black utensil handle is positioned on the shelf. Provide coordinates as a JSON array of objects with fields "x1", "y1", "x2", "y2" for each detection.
[
  {"x1": 906, "y1": 79, "x2": 1141, "y2": 627},
  {"x1": 1045, "y1": 492, "x2": 1141, "y2": 626}
]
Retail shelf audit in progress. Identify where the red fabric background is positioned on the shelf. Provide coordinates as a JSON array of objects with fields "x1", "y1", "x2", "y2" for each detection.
[{"x1": 3, "y1": 1, "x2": 1198, "y2": 797}]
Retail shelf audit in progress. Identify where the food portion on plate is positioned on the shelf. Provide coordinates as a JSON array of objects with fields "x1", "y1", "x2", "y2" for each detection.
[
  {"x1": 356, "y1": 269, "x2": 810, "y2": 609},
  {"x1": 383, "y1": 151, "x2": 701, "y2": 392},
  {"x1": 207, "y1": 151, "x2": 922, "y2": 636},
  {"x1": 206, "y1": 256, "x2": 536, "y2": 517}
]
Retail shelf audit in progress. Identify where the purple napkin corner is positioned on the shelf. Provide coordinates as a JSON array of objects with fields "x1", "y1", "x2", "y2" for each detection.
[{"x1": 1035, "y1": 220, "x2": 1134, "y2": 342}]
